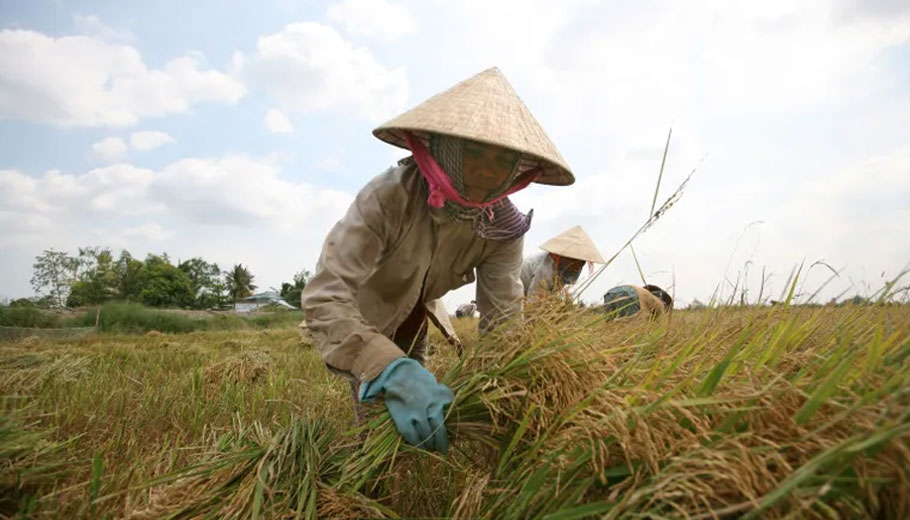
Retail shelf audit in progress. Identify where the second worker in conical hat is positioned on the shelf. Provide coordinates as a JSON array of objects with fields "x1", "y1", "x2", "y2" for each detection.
[
  {"x1": 521, "y1": 225, "x2": 604, "y2": 296},
  {"x1": 302, "y1": 67, "x2": 573, "y2": 454}
]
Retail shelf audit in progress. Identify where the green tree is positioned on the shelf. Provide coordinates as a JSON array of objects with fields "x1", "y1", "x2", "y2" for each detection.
[
  {"x1": 137, "y1": 254, "x2": 195, "y2": 308},
  {"x1": 66, "y1": 281, "x2": 94, "y2": 307},
  {"x1": 178, "y1": 258, "x2": 227, "y2": 309},
  {"x1": 113, "y1": 250, "x2": 144, "y2": 301},
  {"x1": 225, "y1": 264, "x2": 256, "y2": 303},
  {"x1": 279, "y1": 269, "x2": 312, "y2": 309},
  {"x1": 30, "y1": 249, "x2": 79, "y2": 307},
  {"x1": 66, "y1": 247, "x2": 117, "y2": 307}
]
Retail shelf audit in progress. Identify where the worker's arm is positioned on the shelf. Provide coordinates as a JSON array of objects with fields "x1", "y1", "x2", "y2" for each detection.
[
  {"x1": 302, "y1": 175, "x2": 407, "y2": 383},
  {"x1": 475, "y1": 235, "x2": 524, "y2": 334},
  {"x1": 526, "y1": 254, "x2": 555, "y2": 297}
]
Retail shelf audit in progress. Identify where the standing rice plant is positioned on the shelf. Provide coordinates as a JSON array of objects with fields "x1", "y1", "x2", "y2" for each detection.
[
  {"x1": 468, "y1": 304, "x2": 909, "y2": 518},
  {"x1": 336, "y1": 295, "x2": 910, "y2": 519},
  {"x1": 0, "y1": 410, "x2": 77, "y2": 517}
]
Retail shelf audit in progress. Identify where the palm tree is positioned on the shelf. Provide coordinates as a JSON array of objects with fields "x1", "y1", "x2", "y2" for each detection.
[{"x1": 225, "y1": 264, "x2": 256, "y2": 303}]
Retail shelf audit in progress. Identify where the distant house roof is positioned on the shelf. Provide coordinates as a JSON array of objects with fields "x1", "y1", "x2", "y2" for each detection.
[
  {"x1": 237, "y1": 291, "x2": 282, "y2": 303},
  {"x1": 235, "y1": 291, "x2": 297, "y2": 308},
  {"x1": 266, "y1": 300, "x2": 297, "y2": 309}
]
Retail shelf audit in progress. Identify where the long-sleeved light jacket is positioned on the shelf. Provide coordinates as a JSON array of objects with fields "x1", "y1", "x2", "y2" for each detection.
[
  {"x1": 520, "y1": 252, "x2": 583, "y2": 296},
  {"x1": 520, "y1": 252, "x2": 556, "y2": 295},
  {"x1": 301, "y1": 162, "x2": 525, "y2": 383}
]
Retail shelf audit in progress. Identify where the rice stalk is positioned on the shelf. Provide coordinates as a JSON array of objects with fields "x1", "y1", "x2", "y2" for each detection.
[
  {"x1": 122, "y1": 414, "x2": 390, "y2": 519},
  {"x1": 340, "y1": 294, "x2": 910, "y2": 518},
  {"x1": 0, "y1": 411, "x2": 77, "y2": 517}
]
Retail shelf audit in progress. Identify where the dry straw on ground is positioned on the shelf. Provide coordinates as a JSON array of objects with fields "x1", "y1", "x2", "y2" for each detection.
[{"x1": 202, "y1": 350, "x2": 271, "y2": 386}]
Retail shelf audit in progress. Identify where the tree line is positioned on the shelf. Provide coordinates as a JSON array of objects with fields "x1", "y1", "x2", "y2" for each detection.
[{"x1": 19, "y1": 247, "x2": 310, "y2": 310}]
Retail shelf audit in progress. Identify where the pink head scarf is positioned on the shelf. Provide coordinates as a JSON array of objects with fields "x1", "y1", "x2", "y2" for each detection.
[{"x1": 404, "y1": 132, "x2": 539, "y2": 218}]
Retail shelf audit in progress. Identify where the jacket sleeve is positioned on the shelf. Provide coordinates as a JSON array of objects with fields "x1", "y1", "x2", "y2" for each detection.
[
  {"x1": 476, "y1": 235, "x2": 525, "y2": 334},
  {"x1": 301, "y1": 182, "x2": 406, "y2": 383},
  {"x1": 526, "y1": 254, "x2": 555, "y2": 297}
]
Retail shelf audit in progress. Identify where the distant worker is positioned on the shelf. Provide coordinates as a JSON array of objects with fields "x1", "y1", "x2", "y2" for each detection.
[
  {"x1": 602, "y1": 284, "x2": 673, "y2": 318},
  {"x1": 455, "y1": 301, "x2": 477, "y2": 318},
  {"x1": 521, "y1": 226, "x2": 604, "y2": 296}
]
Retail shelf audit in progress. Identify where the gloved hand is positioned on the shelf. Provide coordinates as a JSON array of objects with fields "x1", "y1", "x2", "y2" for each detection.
[{"x1": 360, "y1": 357, "x2": 453, "y2": 453}]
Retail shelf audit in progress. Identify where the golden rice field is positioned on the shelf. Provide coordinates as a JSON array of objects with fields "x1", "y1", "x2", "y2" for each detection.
[{"x1": 2, "y1": 300, "x2": 909, "y2": 519}]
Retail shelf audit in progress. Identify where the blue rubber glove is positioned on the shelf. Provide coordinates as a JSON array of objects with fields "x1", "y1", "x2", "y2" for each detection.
[{"x1": 359, "y1": 358, "x2": 453, "y2": 453}]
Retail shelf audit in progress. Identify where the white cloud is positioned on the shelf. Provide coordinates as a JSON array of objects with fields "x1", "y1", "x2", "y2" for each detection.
[
  {"x1": 0, "y1": 157, "x2": 350, "y2": 233},
  {"x1": 120, "y1": 222, "x2": 176, "y2": 242},
  {"x1": 0, "y1": 29, "x2": 246, "y2": 127},
  {"x1": 778, "y1": 144, "x2": 910, "y2": 271},
  {"x1": 411, "y1": 0, "x2": 910, "y2": 305},
  {"x1": 0, "y1": 156, "x2": 354, "y2": 297},
  {"x1": 703, "y1": 144, "x2": 910, "y2": 304},
  {"x1": 237, "y1": 22, "x2": 407, "y2": 121},
  {"x1": 326, "y1": 0, "x2": 414, "y2": 41},
  {"x1": 90, "y1": 137, "x2": 128, "y2": 162},
  {"x1": 264, "y1": 109, "x2": 293, "y2": 133},
  {"x1": 72, "y1": 14, "x2": 133, "y2": 42},
  {"x1": 835, "y1": 0, "x2": 910, "y2": 20},
  {"x1": 130, "y1": 130, "x2": 175, "y2": 150},
  {"x1": 314, "y1": 156, "x2": 344, "y2": 171},
  {"x1": 0, "y1": 164, "x2": 158, "y2": 228},
  {"x1": 505, "y1": 143, "x2": 910, "y2": 307},
  {"x1": 420, "y1": 0, "x2": 910, "y2": 163},
  {"x1": 0, "y1": 156, "x2": 351, "y2": 232},
  {"x1": 551, "y1": 1, "x2": 910, "y2": 115},
  {"x1": 150, "y1": 156, "x2": 353, "y2": 229}
]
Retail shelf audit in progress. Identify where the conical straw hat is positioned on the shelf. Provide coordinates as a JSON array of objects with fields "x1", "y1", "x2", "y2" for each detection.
[
  {"x1": 540, "y1": 226, "x2": 604, "y2": 263},
  {"x1": 373, "y1": 67, "x2": 574, "y2": 186}
]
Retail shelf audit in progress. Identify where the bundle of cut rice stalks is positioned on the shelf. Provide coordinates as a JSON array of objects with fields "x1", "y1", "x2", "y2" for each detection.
[{"x1": 122, "y1": 415, "x2": 392, "y2": 520}]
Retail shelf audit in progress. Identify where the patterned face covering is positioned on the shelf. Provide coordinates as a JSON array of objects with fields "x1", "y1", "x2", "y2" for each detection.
[
  {"x1": 426, "y1": 134, "x2": 534, "y2": 241},
  {"x1": 553, "y1": 255, "x2": 585, "y2": 286}
]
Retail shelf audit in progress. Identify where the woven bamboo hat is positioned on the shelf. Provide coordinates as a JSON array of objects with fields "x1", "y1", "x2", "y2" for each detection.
[
  {"x1": 373, "y1": 67, "x2": 574, "y2": 186},
  {"x1": 540, "y1": 226, "x2": 604, "y2": 263}
]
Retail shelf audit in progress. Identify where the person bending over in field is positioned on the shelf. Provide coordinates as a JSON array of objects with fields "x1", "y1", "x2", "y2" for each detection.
[
  {"x1": 301, "y1": 68, "x2": 574, "y2": 454},
  {"x1": 455, "y1": 301, "x2": 477, "y2": 318},
  {"x1": 602, "y1": 284, "x2": 673, "y2": 319},
  {"x1": 521, "y1": 225, "x2": 604, "y2": 297}
]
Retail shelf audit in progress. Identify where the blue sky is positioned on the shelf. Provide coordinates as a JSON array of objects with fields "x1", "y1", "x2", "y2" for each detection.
[{"x1": 1, "y1": 0, "x2": 909, "y2": 307}]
